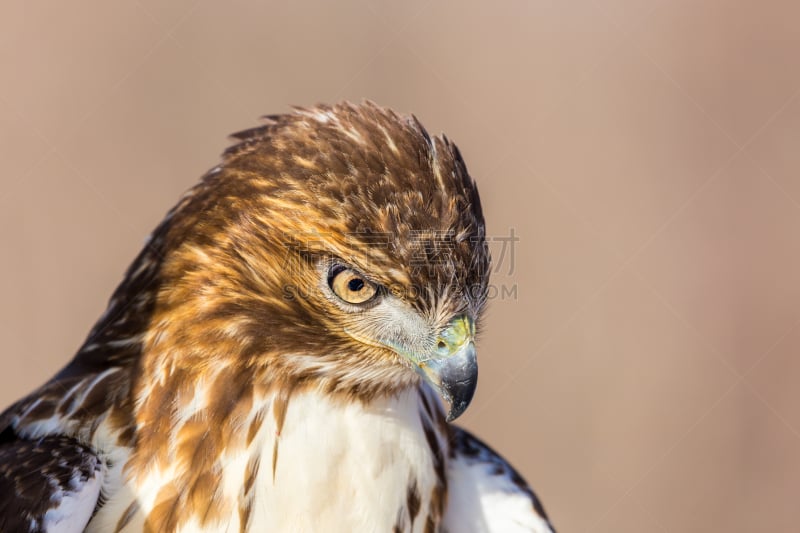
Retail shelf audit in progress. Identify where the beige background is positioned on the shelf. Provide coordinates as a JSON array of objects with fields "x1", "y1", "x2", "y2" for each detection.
[{"x1": 2, "y1": 1, "x2": 800, "y2": 531}]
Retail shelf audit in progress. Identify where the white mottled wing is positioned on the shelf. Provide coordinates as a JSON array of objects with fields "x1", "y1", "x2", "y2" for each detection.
[
  {"x1": 0, "y1": 434, "x2": 103, "y2": 533},
  {"x1": 444, "y1": 427, "x2": 555, "y2": 533}
]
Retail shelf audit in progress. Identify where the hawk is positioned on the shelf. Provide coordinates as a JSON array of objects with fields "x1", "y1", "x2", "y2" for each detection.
[{"x1": 0, "y1": 102, "x2": 555, "y2": 532}]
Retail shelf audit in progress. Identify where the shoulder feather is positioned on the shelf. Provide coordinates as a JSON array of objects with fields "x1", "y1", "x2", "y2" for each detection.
[
  {"x1": 444, "y1": 427, "x2": 555, "y2": 533},
  {"x1": 0, "y1": 434, "x2": 102, "y2": 533}
]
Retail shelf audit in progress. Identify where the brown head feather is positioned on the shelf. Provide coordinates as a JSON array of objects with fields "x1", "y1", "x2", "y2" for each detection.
[{"x1": 119, "y1": 101, "x2": 490, "y2": 400}]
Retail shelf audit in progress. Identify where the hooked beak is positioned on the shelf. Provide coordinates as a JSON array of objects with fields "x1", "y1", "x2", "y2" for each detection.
[
  {"x1": 413, "y1": 315, "x2": 478, "y2": 422},
  {"x1": 346, "y1": 314, "x2": 479, "y2": 422}
]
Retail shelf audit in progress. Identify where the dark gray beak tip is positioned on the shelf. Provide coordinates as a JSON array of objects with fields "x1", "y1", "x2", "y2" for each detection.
[
  {"x1": 441, "y1": 344, "x2": 478, "y2": 422},
  {"x1": 444, "y1": 374, "x2": 477, "y2": 422}
]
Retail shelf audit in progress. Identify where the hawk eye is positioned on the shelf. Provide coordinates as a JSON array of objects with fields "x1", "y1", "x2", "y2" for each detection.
[{"x1": 329, "y1": 266, "x2": 377, "y2": 305}]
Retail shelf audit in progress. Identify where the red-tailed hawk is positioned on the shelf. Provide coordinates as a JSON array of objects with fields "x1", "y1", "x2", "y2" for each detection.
[{"x1": 0, "y1": 102, "x2": 554, "y2": 532}]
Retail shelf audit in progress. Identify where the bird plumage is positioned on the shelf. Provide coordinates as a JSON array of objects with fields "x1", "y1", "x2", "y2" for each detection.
[{"x1": 0, "y1": 101, "x2": 554, "y2": 532}]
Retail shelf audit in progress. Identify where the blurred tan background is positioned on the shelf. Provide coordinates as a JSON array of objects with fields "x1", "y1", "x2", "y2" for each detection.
[{"x1": 2, "y1": 1, "x2": 800, "y2": 531}]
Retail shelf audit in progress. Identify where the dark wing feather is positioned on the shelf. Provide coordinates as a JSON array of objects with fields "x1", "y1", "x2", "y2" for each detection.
[{"x1": 0, "y1": 434, "x2": 102, "y2": 533}]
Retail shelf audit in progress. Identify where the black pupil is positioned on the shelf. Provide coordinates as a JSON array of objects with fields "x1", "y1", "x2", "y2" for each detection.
[{"x1": 347, "y1": 277, "x2": 365, "y2": 292}]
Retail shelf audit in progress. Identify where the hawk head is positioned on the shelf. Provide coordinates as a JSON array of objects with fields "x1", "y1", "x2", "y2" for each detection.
[{"x1": 96, "y1": 102, "x2": 489, "y2": 423}]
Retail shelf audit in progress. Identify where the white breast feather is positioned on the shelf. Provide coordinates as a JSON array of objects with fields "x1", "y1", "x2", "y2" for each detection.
[
  {"x1": 244, "y1": 389, "x2": 436, "y2": 533},
  {"x1": 89, "y1": 388, "x2": 437, "y2": 533}
]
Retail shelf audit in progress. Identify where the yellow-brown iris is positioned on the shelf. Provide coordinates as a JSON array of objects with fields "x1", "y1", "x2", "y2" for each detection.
[{"x1": 329, "y1": 267, "x2": 377, "y2": 304}]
